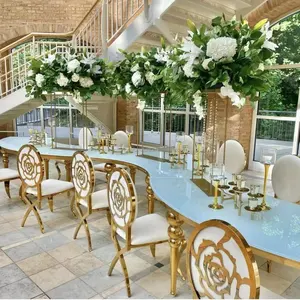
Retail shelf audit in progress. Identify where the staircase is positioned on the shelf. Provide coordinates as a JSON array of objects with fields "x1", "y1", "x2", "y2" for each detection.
[{"x1": 0, "y1": 0, "x2": 267, "y2": 130}]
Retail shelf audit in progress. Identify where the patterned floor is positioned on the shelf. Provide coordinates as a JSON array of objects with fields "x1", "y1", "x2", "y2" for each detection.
[{"x1": 0, "y1": 157, "x2": 299, "y2": 299}]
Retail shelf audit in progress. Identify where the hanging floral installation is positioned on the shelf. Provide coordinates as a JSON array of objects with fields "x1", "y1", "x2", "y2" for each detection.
[
  {"x1": 26, "y1": 49, "x2": 114, "y2": 101},
  {"x1": 26, "y1": 15, "x2": 277, "y2": 120}
]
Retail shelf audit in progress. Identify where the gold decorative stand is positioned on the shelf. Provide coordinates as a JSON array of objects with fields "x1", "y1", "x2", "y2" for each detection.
[{"x1": 208, "y1": 180, "x2": 223, "y2": 209}]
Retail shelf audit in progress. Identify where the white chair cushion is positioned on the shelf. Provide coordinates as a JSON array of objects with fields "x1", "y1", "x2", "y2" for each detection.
[
  {"x1": 117, "y1": 213, "x2": 169, "y2": 245},
  {"x1": 94, "y1": 163, "x2": 127, "y2": 172},
  {"x1": 79, "y1": 189, "x2": 108, "y2": 210},
  {"x1": 272, "y1": 155, "x2": 300, "y2": 203},
  {"x1": 0, "y1": 168, "x2": 19, "y2": 181},
  {"x1": 27, "y1": 179, "x2": 74, "y2": 197},
  {"x1": 260, "y1": 286, "x2": 283, "y2": 299}
]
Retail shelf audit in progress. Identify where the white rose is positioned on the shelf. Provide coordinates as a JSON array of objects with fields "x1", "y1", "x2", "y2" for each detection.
[
  {"x1": 35, "y1": 74, "x2": 45, "y2": 88},
  {"x1": 136, "y1": 99, "x2": 146, "y2": 110},
  {"x1": 67, "y1": 59, "x2": 81, "y2": 73},
  {"x1": 43, "y1": 54, "x2": 55, "y2": 65},
  {"x1": 132, "y1": 71, "x2": 144, "y2": 87},
  {"x1": 125, "y1": 83, "x2": 132, "y2": 94},
  {"x1": 79, "y1": 77, "x2": 94, "y2": 88},
  {"x1": 206, "y1": 37, "x2": 237, "y2": 61},
  {"x1": 117, "y1": 84, "x2": 121, "y2": 90},
  {"x1": 183, "y1": 62, "x2": 195, "y2": 78},
  {"x1": 202, "y1": 58, "x2": 213, "y2": 70},
  {"x1": 27, "y1": 70, "x2": 34, "y2": 77},
  {"x1": 56, "y1": 73, "x2": 69, "y2": 87},
  {"x1": 144, "y1": 61, "x2": 150, "y2": 68},
  {"x1": 71, "y1": 73, "x2": 80, "y2": 82},
  {"x1": 130, "y1": 64, "x2": 139, "y2": 72},
  {"x1": 258, "y1": 63, "x2": 265, "y2": 71},
  {"x1": 262, "y1": 40, "x2": 278, "y2": 51},
  {"x1": 145, "y1": 72, "x2": 156, "y2": 85}
]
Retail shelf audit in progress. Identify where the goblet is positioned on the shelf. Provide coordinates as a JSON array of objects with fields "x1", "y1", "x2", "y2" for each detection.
[
  {"x1": 125, "y1": 125, "x2": 134, "y2": 153},
  {"x1": 208, "y1": 178, "x2": 223, "y2": 210},
  {"x1": 259, "y1": 148, "x2": 276, "y2": 211}
]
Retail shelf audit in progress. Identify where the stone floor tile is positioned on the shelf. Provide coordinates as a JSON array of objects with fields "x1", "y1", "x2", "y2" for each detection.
[
  {"x1": 30, "y1": 264, "x2": 76, "y2": 292},
  {"x1": 0, "y1": 249, "x2": 13, "y2": 268},
  {"x1": 0, "y1": 230, "x2": 28, "y2": 247},
  {"x1": 45, "y1": 216, "x2": 77, "y2": 230},
  {"x1": 60, "y1": 226, "x2": 95, "y2": 241},
  {"x1": 48, "y1": 242, "x2": 86, "y2": 263},
  {"x1": 0, "y1": 263, "x2": 26, "y2": 288},
  {"x1": 92, "y1": 244, "x2": 116, "y2": 263},
  {"x1": 260, "y1": 261, "x2": 300, "y2": 282},
  {"x1": 164, "y1": 282, "x2": 193, "y2": 299},
  {"x1": 18, "y1": 224, "x2": 53, "y2": 239},
  {"x1": 0, "y1": 277, "x2": 42, "y2": 299},
  {"x1": 0, "y1": 222, "x2": 16, "y2": 235},
  {"x1": 75, "y1": 232, "x2": 112, "y2": 251},
  {"x1": 107, "y1": 282, "x2": 155, "y2": 299},
  {"x1": 89, "y1": 216, "x2": 111, "y2": 233},
  {"x1": 32, "y1": 294, "x2": 50, "y2": 299},
  {"x1": 80, "y1": 264, "x2": 124, "y2": 294},
  {"x1": 281, "y1": 284, "x2": 300, "y2": 299},
  {"x1": 255, "y1": 255, "x2": 267, "y2": 268},
  {"x1": 4, "y1": 241, "x2": 44, "y2": 262},
  {"x1": 290, "y1": 276, "x2": 300, "y2": 289},
  {"x1": 1, "y1": 210, "x2": 25, "y2": 222},
  {"x1": 47, "y1": 278, "x2": 97, "y2": 299},
  {"x1": 136, "y1": 269, "x2": 183, "y2": 299},
  {"x1": 34, "y1": 232, "x2": 70, "y2": 251},
  {"x1": 63, "y1": 252, "x2": 103, "y2": 276},
  {"x1": 89, "y1": 294, "x2": 103, "y2": 299},
  {"x1": 17, "y1": 252, "x2": 58, "y2": 276},
  {"x1": 259, "y1": 269, "x2": 292, "y2": 295}
]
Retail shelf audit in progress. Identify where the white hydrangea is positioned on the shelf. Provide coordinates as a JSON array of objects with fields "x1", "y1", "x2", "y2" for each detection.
[
  {"x1": 56, "y1": 73, "x2": 69, "y2": 87},
  {"x1": 202, "y1": 58, "x2": 213, "y2": 70},
  {"x1": 116, "y1": 84, "x2": 121, "y2": 90},
  {"x1": 132, "y1": 71, "x2": 144, "y2": 87},
  {"x1": 92, "y1": 65, "x2": 102, "y2": 74},
  {"x1": 43, "y1": 54, "x2": 56, "y2": 65},
  {"x1": 71, "y1": 73, "x2": 80, "y2": 82},
  {"x1": 144, "y1": 61, "x2": 150, "y2": 68},
  {"x1": 220, "y1": 83, "x2": 245, "y2": 108},
  {"x1": 125, "y1": 83, "x2": 132, "y2": 94},
  {"x1": 130, "y1": 64, "x2": 139, "y2": 72},
  {"x1": 67, "y1": 59, "x2": 80, "y2": 73},
  {"x1": 136, "y1": 99, "x2": 146, "y2": 110},
  {"x1": 154, "y1": 49, "x2": 169, "y2": 63},
  {"x1": 79, "y1": 77, "x2": 94, "y2": 88},
  {"x1": 183, "y1": 61, "x2": 196, "y2": 78},
  {"x1": 27, "y1": 70, "x2": 34, "y2": 77},
  {"x1": 35, "y1": 74, "x2": 45, "y2": 88},
  {"x1": 145, "y1": 72, "x2": 156, "y2": 85},
  {"x1": 192, "y1": 90, "x2": 205, "y2": 120},
  {"x1": 206, "y1": 37, "x2": 237, "y2": 61}
]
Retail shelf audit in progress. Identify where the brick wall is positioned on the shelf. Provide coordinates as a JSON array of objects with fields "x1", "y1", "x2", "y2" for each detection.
[{"x1": 0, "y1": 0, "x2": 96, "y2": 47}]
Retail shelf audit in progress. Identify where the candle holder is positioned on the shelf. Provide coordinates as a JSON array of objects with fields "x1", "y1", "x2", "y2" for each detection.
[
  {"x1": 231, "y1": 184, "x2": 249, "y2": 216},
  {"x1": 125, "y1": 125, "x2": 134, "y2": 153},
  {"x1": 208, "y1": 179, "x2": 223, "y2": 210},
  {"x1": 258, "y1": 148, "x2": 276, "y2": 211},
  {"x1": 245, "y1": 196, "x2": 262, "y2": 212}
]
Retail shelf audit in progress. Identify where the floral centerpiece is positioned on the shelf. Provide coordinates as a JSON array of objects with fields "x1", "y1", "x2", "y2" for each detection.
[
  {"x1": 26, "y1": 49, "x2": 114, "y2": 101},
  {"x1": 162, "y1": 15, "x2": 277, "y2": 119}
]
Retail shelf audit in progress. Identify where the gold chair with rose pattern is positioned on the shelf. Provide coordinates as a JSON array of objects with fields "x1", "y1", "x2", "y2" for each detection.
[
  {"x1": 186, "y1": 219, "x2": 282, "y2": 299},
  {"x1": 17, "y1": 144, "x2": 74, "y2": 233},
  {"x1": 0, "y1": 168, "x2": 20, "y2": 198},
  {"x1": 71, "y1": 151, "x2": 110, "y2": 251},
  {"x1": 107, "y1": 167, "x2": 169, "y2": 297}
]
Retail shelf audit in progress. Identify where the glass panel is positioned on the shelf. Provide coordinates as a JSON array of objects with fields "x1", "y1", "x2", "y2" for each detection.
[
  {"x1": 188, "y1": 114, "x2": 204, "y2": 135},
  {"x1": 164, "y1": 112, "x2": 186, "y2": 147},
  {"x1": 254, "y1": 119, "x2": 294, "y2": 161},
  {"x1": 143, "y1": 111, "x2": 161, "y2": 144},
  {"x1": 16, "y1": 108, "x2": 42, "y2": 136},
  {"x1": 72, "y1": 110, "x2": 96, "y2": 141}
]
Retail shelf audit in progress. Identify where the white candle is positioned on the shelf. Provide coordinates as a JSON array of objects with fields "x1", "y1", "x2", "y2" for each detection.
[
  {"x1": 249, "y1": 198, "x2": 258, "y2": 210},
  {"x1": 240, "y1": 180, "x2": 246, "y2": 189}
]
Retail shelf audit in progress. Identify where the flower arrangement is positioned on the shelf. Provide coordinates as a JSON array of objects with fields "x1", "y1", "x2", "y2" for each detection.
[{"x1": 26, "y1": 49, "x2": 114, "y2": 101}]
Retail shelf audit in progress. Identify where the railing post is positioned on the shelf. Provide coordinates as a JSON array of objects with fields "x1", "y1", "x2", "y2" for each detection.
[{"x1": 101, "y1": 0, "x2": 108, "y2": 58}]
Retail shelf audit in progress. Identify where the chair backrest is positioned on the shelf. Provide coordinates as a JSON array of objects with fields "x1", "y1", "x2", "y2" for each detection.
[
  {"x1": 17, "y1": 144, "x2": 44, "y2": 187},
  {"x1": 217, "y1": 140, "x2": 245, "y2": 174},
  {"x1": 187, "y1": 219, "x2": 260, "y2": 299},
  {"x1": 107, "y1": 168, "x2": 138, "y2": 241},
  {"x1": 71, "y1": 151, "x2": 95, "y2": 210},
  {"x1": 272, "y1": 155, "x2": 300, "y2": 203},
  {"x1": 176, "y1": 135, "x2": 194, "y2": 154},
  {"x1": 78, "y1": 127, "x2": 93, "y2": 149},
  {"x1": 113, "y1": 131, "x2": 128, "y2": 147}
]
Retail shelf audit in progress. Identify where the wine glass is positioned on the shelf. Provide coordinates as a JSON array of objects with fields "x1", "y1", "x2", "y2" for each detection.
[{"x1": 125, "y1": 125, "x2": 134, "y2": 153}]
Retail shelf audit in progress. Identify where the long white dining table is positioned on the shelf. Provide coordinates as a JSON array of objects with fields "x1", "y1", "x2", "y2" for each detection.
[{"x1": 1, "y1": 136, "x2": 300, "y2": 295}]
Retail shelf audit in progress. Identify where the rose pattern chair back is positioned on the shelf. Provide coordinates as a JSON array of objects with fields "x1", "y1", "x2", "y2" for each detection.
[
  {"x1": 78, "y1": 127, "x2": 93, "y2": 149},
  {"x1": 17, "y1": 144, "x2": 44, "y2": 187},
  {"x1": 108, "y1": 168, "x2": 137, "y2": 235},
  {"x1": 113, "y1": 131, "x2": 128, "y2": 148},
  {"x1": 71, "y1": 151, "x2": 95, "y2": 201},
  {"x1": 187, "y1": 219, "x2": 260, "y2": 299}
]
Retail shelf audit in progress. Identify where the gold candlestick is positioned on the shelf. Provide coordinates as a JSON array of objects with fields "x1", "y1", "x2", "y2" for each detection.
[
  {"x1": 128, "y1": 134, "x2": 133, "y2": 153},
  {"x1": 208, "y1": 180, "x2": 223, "y2": 209},
  {"x1": 259, "y1": 163, "x2": 271, "y2": 211},
  {"x1": 177, "y1": 141, "x2": 183, "y2": 164}
]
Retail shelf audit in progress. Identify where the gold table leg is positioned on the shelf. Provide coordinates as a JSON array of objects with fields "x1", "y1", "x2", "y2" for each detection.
[
  {"x1": 167, "y1": 210, "x2": 185, "y2": 296},
  {"x1": 145, "y1": 174, "x2": 154, "y2": 214},
  {"x1": 104, "y1": 163, "x2": 116, "y2": 181},
  {"x1": 129, "y1": 166, "x2": 136, "y2": 184},
  {"x1": 65, "y1": 160, "x2": 72, "y2": 197},
  {"x1": 44, "y1": 159, "x2": 49, "y2": 179},
  {"x1": 2, "y1": 151, "x2": 9, "y2": 168}
]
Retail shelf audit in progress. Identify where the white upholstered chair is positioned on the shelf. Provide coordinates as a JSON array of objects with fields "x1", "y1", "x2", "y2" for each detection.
[
  {"x1": 17, "y1": 144, "x2": 74, "y2": 233},
  {"x1": 107, "y1": 168, "x2": 169, "y2": 297},
  {"x1": 94, "y1": 131, "x2": 129, "y2": 173},
  {"x1": 272, "y1": 155, "x2": 300, "y2": 203},
  {"x1": 72, "y1": 151, "x2": 110, "y2": 251},
  {"x1": 0, "y1": 167, "x2": 20, "y2": 198},
  {"x1": 78, "y1": 127, "x2": 94, "y2": 149},
  {"x1": 176, "y1": 134, "x2": 194, "y2": 154},
  {"x1": 186, "y1": 219, "x2": 282, "y2": 299},
  {"x1": 217, "y1": 140, "x2": 246, "y2": 174}
]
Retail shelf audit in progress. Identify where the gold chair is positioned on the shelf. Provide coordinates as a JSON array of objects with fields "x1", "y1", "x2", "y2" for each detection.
[
  {"x1": 186, "y1": 219, "x2": 281, "y2": 299},
  {"x1": 17, "y1": 144, "x2": 74, "y2": 233},
  {"x1": 0, "y1": 167, "x2": 20, "y2": 198},
  {"x1": 107, "y1": 168, "x2": 169, "y2": 297},
  {"x1": 71, "y1": 151, "x2": 110, "y2": 251}
]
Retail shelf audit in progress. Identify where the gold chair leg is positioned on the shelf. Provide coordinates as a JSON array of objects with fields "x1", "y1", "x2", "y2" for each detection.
[
  {"x1": 70, "y1": 195, "x2": 76, "y2": 218},
  {"x1": 106, "y1": 210, "x2": 111, "y2": 225},
  {"x1": 74, "y1": 204, "x2": 92, "y2": 251},
  {"x1": 38, "y1": 200, "x2": 42, "y2": 210},
  {"x1": 4, "y1": 181, "x2": 11, "y2": 198},
  {"x1": 109, "y1": 234, "x2": 131, "y2": 297},
  {"x1": 108, "y1": 252, "x2": 119, "y2": 276},
  {"x1": 267, "y1": 260, "x2": 272, "y2": 273},
  {"x1": 48, "y1": 197, "x2": 54, "y2": 212},
  {"x1": 150, "y1": 244, "x2": 156, "y2": 257},
  {"x1": 21, "y1": 195, "x2": 44, "y2": 233},
  {"x1": 177, "y1": 239, "x2": 187, "y2": 281},
  {"x1": 55, "y1": 161, "x2": 62, "y2": 180}
]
